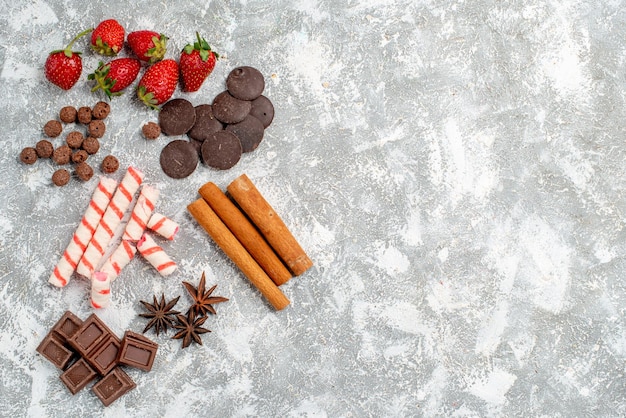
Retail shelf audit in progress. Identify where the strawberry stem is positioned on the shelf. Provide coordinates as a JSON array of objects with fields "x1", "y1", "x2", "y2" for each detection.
[{"x1": 64, "y1": 28, "x2": 94, "y2": 57}]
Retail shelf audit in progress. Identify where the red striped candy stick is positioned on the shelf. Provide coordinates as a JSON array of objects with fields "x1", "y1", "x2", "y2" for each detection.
[
  {"x1": 76, "y1": 167, "x2": 144, "y2": 277},
  {"x1": 136, "y1": 233, "x2": 177, "y2": 276},
  {"x1": 90, "y1": 271, "x2": 112, "y2": 309},
  {"x1": 48, "y1": 177, "x2": 118, "y2": 287},
  {"x1": 122, "y1": 185, "x2": 160, "y2": 242},
  {"x1": 99, "y1": 240, "x2": 137, "y2": 282},
  {"x1": 147, "y1": 213, "x2": 180, "y2": 240}
]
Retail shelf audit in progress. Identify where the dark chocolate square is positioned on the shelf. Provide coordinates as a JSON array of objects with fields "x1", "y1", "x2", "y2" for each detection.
[
  {"x1": 67, "y1": 314, "x2": 114, "y2": 357},
  {"x1": 60, "y1": 358, "x2": 97, "y2": 395},
  {"x1": 92, "y1": 367, "x2": 136, "y2": 407},
  {"x1": 117, "y1": 331, "x2": 158, "y2": 372},
  {"x1": 51, "y1": 311, "x2": 83, "y2": 344},
  {"x1": 36, "y1": 334, "x2": 74, "y2": 370},
  {"x1": 87, "y1": 334, "x2": 121, "y2": 376}
]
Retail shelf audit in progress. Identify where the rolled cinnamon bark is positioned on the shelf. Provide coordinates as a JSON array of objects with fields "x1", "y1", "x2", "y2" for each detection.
[
  {"x1": 199, "y1": 182, "x2": 292, "y2": 286},
  {"x1": 187, "y1": 198, "x2": 290, "y2": 310},
  {"x1": 227, "y1": 174, "x2": 313, "y2": 276}
]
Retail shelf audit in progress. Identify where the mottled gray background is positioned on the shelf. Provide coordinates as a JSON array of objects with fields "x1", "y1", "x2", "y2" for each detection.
[{"x1": 1, "y1": 0, "x2": 626, "y2": 417}]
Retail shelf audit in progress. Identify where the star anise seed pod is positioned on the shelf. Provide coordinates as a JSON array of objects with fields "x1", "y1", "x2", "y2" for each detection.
[
  {"x1": 171, "y1": 310, "x2": 211, "y2": 348},
  {"x1": 139, "y1": 293, "x2": 181, "y2": 336},
  {"x1": 182, "y1": 272, "x2": 229, "y2": 317}
]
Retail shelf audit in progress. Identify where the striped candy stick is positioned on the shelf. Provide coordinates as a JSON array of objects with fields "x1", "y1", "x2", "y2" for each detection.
[
  {"x1": 147, "y1": 213, "x2": 180, "y2": 241},
  {"x1": 49, "y1": 177, "x2": 118, "y2": 287},
  {"x1": 99, "y1": 240, "x2": 137, "y2": 282},
  {"x1": 123, "y1": 185, "x2": 160, "y2": 242},
  {"x1": 76, "y1": 167, "x2": 144, "y2": 277},
  {"x1": 137, "y1": 233, "x2": 177, "y2": 276},
  {"x1": 90, "y1": 271, "x2": 112, "y2": 309}
]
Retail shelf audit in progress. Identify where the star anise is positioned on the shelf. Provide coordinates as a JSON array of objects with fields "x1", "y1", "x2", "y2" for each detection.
[
  {"x1": 182, "y1": 272, "x2": 229, "y2": 317},
  {"x1": 139, "y1": 293, "x2": 181, "y2": 336},
  {"x1": 171, "y1": 310, "x2": 211, "y2": 348}
]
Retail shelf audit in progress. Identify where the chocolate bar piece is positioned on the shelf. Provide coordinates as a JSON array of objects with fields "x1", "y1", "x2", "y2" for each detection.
[
  {"x1": 60, "y1": 357, "x2": 97, "y2": 395},
  {"x1": 117, "y1": 331, "x2": 158, "y2": 372},
  {"x1": 92, "y1": 367, "x2": 136, "y2": 407},
  {"x1": 68, "y1": 314, "x2": 114, "y2": 357},
  {"x1": 36, "y1": 333, "x2": 74, "y2": 370},
  {"x1": 51, "y1": 311, "x2": 83, "y2": 344},
  {"x1": 86, "y1": 333, "x2": 121, "y2": 376}
]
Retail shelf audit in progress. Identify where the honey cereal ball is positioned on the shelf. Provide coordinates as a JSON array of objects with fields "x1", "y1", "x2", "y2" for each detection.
[
  {"x1": 101, "y1": 155, "x2": 119, "y2": 174},
  {"x1": 35, "y1": 140, "x2": 54, "y2": 158},
  {"x1": 88, "y1": 120, "x2": 106, "y2": 138},
  {"x1": 82, "y1": 136, "x2": 100, "y2": 154},
  {"x1": 92, "y1": 101, "x2": 110, "y2": 120},
  {"x1": 43, "y1": 120, "x2": 62, "y2": 138},
  {"x1": 75, "y1": 162, "x2": 94, "y2": 181},
  {"x1": 52, "y1": 169, "x2": 70, "y2": 186},
  {"x1": 59, "y1": 106, "x2": 77, "y2": 123},
  {"x1": 20, "y1": 147, "x2": 38, "y2": 164},
  {"x1": 142, "y1": 122, "x2": 161, "y2": 140},
  {"x1": 66, "y1": 131, "x2": 84, "y2": 149},
  {"x1": 52, "y1": 144, "x2": 72, "y2": 165},
  {"x1": 72, "y1": 150, "x2": 88, "y2": 164},
  {"x1": 77, "y1": 106, "x2": 92, "y2": 124}
]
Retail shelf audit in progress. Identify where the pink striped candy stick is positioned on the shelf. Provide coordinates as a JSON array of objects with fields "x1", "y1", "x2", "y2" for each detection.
[
  {"x1": 99, "y1": 240, "x2": 137, "y2": 282},
  {"x1": 49, "y1": 177, "x2": 118, "y2": 287},
  {"x1": 147, "y1": 213, "x2": 180, "y2": 241},
  {"x1": 90, "y1": 271, "x2": 112, "y2": 309},
  {"x1": 76, "y1": 167, "x2": 144, "y2": 277},
  {"x1": 137, "y1": 233, "x2": 177, "y2": 276},
  {"x1": 123, "y1": 185, "x2": 160, "y2": 242}
]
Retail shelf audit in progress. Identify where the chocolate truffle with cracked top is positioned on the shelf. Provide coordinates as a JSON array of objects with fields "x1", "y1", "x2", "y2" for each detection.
[
  {"x1": 101, "y1": 155, "x2": 119, "y2": 174},
  {"x1": 88, "y1": 120, "x2": 106, "y2": 138},
  {"x1": 52, "y1": 145, "x2": 72, "y2": 165},
  {"x1": 59, "y1": 106, "x2": 78, "y2": 123},
  {"x1": 142, "y1": 122, "x2": 161, "y2": 140},
  {"x1": 92, "y1": 101, "x2": 110, "y2": 120},
  {"x1": 72, "y1": 150, "x2": 88, "y2": 164},
  {"x1": 66, "y1": 131, "x2": 84, "y2": 149},
  {"x1": 35, "y1": 140, "x2": 54, "y2": 158},
  {"x1": 52, "y1": 169, "x2": 70, "y2": 186},
  {"x1": 43, "y1": 120, "x2": 63, "y2": 138},
  {"x1": 75, "y1": 162, "x2": 94, "y2": 181},
  {"x1": 77, "y1": 106, "x2": 92, "y2": 124},
  {"x1": 82, "y1": 136, "x2": 100, "y2": 155},
  {"x1": 20, "y1": 147, "x2": 38, "y2": 164}
]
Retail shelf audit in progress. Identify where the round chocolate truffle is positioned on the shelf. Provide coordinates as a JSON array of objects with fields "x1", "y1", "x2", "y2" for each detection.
[
  {"x1": 82, "y1": 136, "x2": 100, "y2": 155},
  {"x1": 66, "y1": 131, "x2": 84, "y2": 149},
  {"x1": 142, "y1": 122, "x2": 161, "y2": 140},
  {"x1": 249, "y1": 95, "x2": 275, "y2": 128},
  {"x1": 52, "y1": 145, "x2": 72, "y2": 165},
  {"x1": 225, "y1": 115, "x2": 265, "y2": 153},
  {"x1": 71, "y1": 150, "x2": 89, "y2": 164},
  {"x1": 35, "y1": 140, "x2": 54, "y2": 158},
  {"x1": 88, "y1": 120, "x2": 106, "y2": 138},
  {"x1": 101, "y1": 155, "x2": 119, "y2": 174},
  {"x1": 201, "y1": 131, "x2": 242, "y2": 170},
  {"x1": 226, "y1": 66, "x2": 265, "y2": 101},
  {"x1": 188, "y1": 104, "x2": 223, "y2": 142},
  {"x1": 43, "y1": 120, "x2": 63, "y2": 138},
  {"x1": 77, "y1": 106, "x2": 93, "y2": 124},
  {"x1": 160, "y1": 140, "x2": 198, "y2": 179},
  {"x1": 20, "y1": 147, "x2": 38, "y2": 165},
  {"x1": 52, "y1": 169, "x2": 70, "y2": 186},
  {"x1": 59, "y1": 106, "x2": 78, "y2": 123},
  {"x1": 75, "y1": 162, "x2": 94, "y2": 181},
  {"x1": 158, "y1": 99, "x2": 196, "y2": 136},
  {"x1": 92, "y1": 101, "x2": 110, "y2": 120},
  {"x1": 212, "y1": 91, "x2": 252, "y2": 124}
]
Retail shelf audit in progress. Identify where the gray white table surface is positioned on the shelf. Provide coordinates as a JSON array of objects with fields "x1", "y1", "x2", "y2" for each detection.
[{"x1": 1, "y1": 0, "x2": 625, "y2": 417}]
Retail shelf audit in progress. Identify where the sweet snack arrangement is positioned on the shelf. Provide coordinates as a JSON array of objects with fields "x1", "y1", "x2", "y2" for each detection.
[{"x1": 30, "y1": 17, "x2": 313, "y2": 407}]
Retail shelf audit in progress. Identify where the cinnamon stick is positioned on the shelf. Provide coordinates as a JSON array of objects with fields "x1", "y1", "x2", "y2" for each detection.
[
  {"x1": 227, "y1": 174, "x2": 313, "y2": 276},
  {"x1": 187, "y1": 198, "x2": 290, "y2": 310},
  {"x1": 199, "y1": 182, "x2": 292, "y2": 286}
]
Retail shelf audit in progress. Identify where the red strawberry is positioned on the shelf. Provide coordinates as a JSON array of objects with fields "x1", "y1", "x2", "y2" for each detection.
[
  {"x1": 44, "y1": 28, "x2": 93, "y2": 90},
  {"x1": 137, "y1": 59, "x2": 179, "y2": 109},
  {"x1": 179, "y1": 32, "x2": 218, "y2": 92},
  {"x1": 88, "y1": 58, "x2": 141, "y2": 99},
  {"x1": 91, "y1": 19, "x2": 125, "y2": 56},
  {"x1": 127, "y1": 30, "x2": 168, "y2": 63}
]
